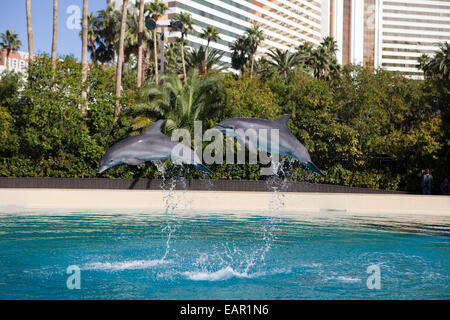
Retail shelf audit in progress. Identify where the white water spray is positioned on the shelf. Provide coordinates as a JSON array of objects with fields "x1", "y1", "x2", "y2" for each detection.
[
  {"x1": 182, "y1": 157, "x2": 296, "y2": 280},
  {"x1": 257, "y1": 156, "x2": 295, "y2": 263},
  {"x1": 154, "y1": 161, "x2": 189, "y2": 261}
]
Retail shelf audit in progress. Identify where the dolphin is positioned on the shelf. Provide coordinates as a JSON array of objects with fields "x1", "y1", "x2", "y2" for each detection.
[
  {"x1": 213, "y1": 114, "x2": 324, "y2": 176},
  {"x1": 98, "y1": 120, "x2": 212, "y2": 175}
]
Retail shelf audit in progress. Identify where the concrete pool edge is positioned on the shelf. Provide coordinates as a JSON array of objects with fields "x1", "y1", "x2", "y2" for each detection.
[{"x1": 0, "y1": 188, "x2": 449, "y2": 216}]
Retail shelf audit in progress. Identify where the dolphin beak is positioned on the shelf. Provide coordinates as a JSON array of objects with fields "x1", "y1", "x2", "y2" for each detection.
[{"x1": 98, "y1": 165, "x2": 108, "y2": 174}]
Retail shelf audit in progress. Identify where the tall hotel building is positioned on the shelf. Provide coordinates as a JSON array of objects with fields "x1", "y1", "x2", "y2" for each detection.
[
  {"x1": 329, "y1": 0, "x2": 450, "y2": 77},
  {"x1": 110, "y1": 1, "x2": 450, "y2": 76},
  {"x1": 110, "y1": 0, "x2": 331, "y2": 64}
]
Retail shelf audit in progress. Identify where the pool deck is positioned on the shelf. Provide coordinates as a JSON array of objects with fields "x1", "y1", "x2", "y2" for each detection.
[{"x1": 1, "y1": 188, "x2": 449, "y2": 216}]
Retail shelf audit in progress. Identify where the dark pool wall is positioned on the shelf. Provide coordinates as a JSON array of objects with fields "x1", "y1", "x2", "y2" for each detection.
[{"x1": 0, "y1": 177, "x2": 405, "y2": 194}]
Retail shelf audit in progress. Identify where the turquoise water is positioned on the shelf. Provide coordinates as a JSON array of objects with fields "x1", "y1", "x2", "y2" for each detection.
[{"x1": 0, "y1": 211, "x2": 449, "y2": 299}]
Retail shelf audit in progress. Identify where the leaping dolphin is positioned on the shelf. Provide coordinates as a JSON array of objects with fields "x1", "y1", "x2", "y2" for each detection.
[
  {"x1": 213, "y1": 114, "x2": 324, "y2": 176},
  {"x1": 98, "y1": 120, "x2": 212, "y2": 175}
]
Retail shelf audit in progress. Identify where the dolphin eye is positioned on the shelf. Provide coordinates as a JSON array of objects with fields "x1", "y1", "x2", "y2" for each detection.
[{"x1": 109, "y1": 159, "x2": 114, "y2": 163}]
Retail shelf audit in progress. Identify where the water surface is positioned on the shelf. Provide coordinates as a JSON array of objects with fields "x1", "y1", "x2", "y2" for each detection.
[{"x1": 0, "y1": 211, "x2": 448, "y2": 299}]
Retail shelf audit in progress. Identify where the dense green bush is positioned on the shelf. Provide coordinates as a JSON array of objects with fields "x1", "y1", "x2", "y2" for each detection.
[{"x1": 0, "y1": 56, "x2": 131, "y2": 178}]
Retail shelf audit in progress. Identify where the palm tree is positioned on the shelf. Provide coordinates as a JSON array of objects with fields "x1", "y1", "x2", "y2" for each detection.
[
  {"x1": 51, "y1": 0, "x2": 58, "y2": 68},
  {"x1": 81, "y1": 0, "x2": 88, "y2": 116},
  {"x1": 78, "y1": 13, "x2": 107, "y2": 64},
  {"x1": 328, "y1": 56, "x2": 341, "y2": 82},
  {"x1": 0, "y1": 30, "x2": 22, "y2": 70},
  {"x1": 266, "y1": 48, "x2": 300, "y2": 79},
  {"x1": 96, "y1": 3, "x2": 120, "y2": 64},
  {"x1": 245, "y1": 24, "x2": 264, "y2": 79},
  {"x1": 297, "y1": 41, "x2": 314, "y2": 66},
  {"x1": 230, "y1": 35, "x2": 250, "y2": 77},
  {"x1": 321, "y1": 36, "x2": 338, "y2": 56},
  {"x1": 147, "y1": 0, "x2": 167, "y2": 84},
  {"x1": 164, "y1": 40, "x2": 184, "y2": 75},
  {"x1": 50, "y1": 0, "x2": 59, "y2": 90},
  {"x1": 297, "y1": 38, "x2": 341, "y2": 81},
  {"x1": 417, "y1": 53, "x2": 431, "y2": 75},
  {"x1": 119, "y1": 5, "x2": 152, "y2": 74},
  {"x1": 137, "y1": 0, "x2": 145, "y2": 87},
  {"x1": 185, "y1": 46, "x2": 226, "y2": 73},
  {"x1": 114, "y1": 0, "x2": 129, "y2": 135},
  {"x1": 252, "y1": 56, "x2": 273, "y2": 80},
  {"x1": 320, "y1": 36, "x2": 340, "y2": 80},
  {"x1": 199, "y1": 26, "x2": 220, "y2": 74},
  {"x1": 26, "y1": 0, "x2": 34, "y2": 62},
  {"x1": 87, "y1": 14, "x2": 101, "y2": 64},
  {"x1": 428, "y1": 42, "x2": 450, "y2": 81},
  {"x1": 122, "y1": 9, "x2": 140, "y2": 61},
  {"x1": 297, "y1": 42, "x2": 314, "y2": 54},
  {"x1": 310, "y1": 46, "x2": 331, "y2": 80},
  {"x1": 132, "y1": 69, "x2": 224, "y2": 134},
  {"x1": 173, "y1": 12, "x2": 195, "y2": 85}
]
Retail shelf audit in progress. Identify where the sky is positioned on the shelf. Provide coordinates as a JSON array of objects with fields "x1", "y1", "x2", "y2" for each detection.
[{"x1": 0, "y1": 0, "x2": 108, "y2": 61}]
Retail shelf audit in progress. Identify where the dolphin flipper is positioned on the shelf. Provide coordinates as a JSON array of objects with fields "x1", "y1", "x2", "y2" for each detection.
[
  {"x1": 195, "y1": 164, "x2": 214, "y2": 175},
  {"x1": 303, "y1": 161, "x2": 325, "y2": 176}
]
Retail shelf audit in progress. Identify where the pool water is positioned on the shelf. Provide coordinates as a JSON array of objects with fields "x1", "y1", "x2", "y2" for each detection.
[{"x1": 0, "y1": 211, "x2": 448, "y2": 299}]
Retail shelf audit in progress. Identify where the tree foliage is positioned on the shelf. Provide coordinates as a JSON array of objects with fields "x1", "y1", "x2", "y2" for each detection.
[{"x1": 0, "y1": 41, "x2": 448, "y2": 192}]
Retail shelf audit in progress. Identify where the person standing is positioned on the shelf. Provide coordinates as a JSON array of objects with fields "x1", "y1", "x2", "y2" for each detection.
[
  {"x1": 419, "y1": 169, "x2": 434, "y2": 195},
  {"x1": 440, "y1": 177, "x2": 449, "y2": 195}
]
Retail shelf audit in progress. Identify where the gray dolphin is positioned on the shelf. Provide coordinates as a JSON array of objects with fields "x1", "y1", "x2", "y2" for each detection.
[
  {"x1": 213, "y1": 114, "x2": 324, "y2": 176},
  {"x1": 98, "y1": 120, "x2": 212, "y2": 175}
]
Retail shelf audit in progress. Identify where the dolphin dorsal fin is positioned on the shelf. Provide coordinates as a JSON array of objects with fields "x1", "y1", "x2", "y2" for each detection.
[
  {"x1": 273, "y1": 114, "x2": 292, "y2": 126},
  {"x1": 143, "y1": 120, "x2": 165, "y2": 135}
]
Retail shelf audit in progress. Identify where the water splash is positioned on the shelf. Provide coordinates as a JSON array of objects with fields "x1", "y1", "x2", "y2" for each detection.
[
  {"x1": 82, "y1": 259, "x2": 171, "y2": 271},
  {"x1": 153, "y1": 161, "x2": 189, "y2": 261},
  {"x1": 178, "y1": 157, "x2": 296, "y2": 279},
  {"x1": 259, "y1": 157, "x2": 295, "y2": 260},
  {"x1": 181, "y1": 266, "x2": 289, "y2": 281},
  {"x1": 182, "y1": 266, "x2": 251, "y2": 281},
  {"x1": 180, "y1": 243, "x2": 291, "y2": 281}
]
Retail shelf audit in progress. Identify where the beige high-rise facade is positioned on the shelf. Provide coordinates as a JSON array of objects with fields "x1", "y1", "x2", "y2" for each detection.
[
  {"x1": 376, "y1": 0, "x2": 450, "y2": 78},
  {"x1": 329, "y1": 0, "x2": 450, "y2": 78},
  {"x1": 110, "y1": 0, "x2": 331, "y2": 64}
]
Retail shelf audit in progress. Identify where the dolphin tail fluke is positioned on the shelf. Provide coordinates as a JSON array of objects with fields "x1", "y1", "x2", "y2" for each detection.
[
  {"x1": 195, "y1": 164, "x2": 214, "y2": 175},
  {"x1": 303, "y1": 161, "x2": 325, "y2": 176}
]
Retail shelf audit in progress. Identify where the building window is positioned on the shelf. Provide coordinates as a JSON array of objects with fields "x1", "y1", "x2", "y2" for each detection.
[
  {"x1": 12, "y1": 59, "x2": 18, "y2": 69},
  {"x1": 20, "y1": 60, "x2": 25, "y2": 69}
]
